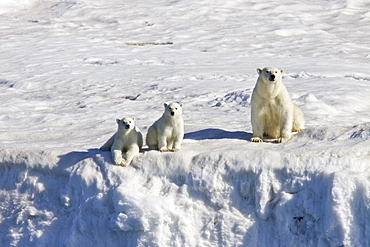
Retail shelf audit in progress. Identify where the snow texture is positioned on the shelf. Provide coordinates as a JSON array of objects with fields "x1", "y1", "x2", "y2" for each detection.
[{"x1": 0, "y1": 0, "x2": 369, "y2": 246}]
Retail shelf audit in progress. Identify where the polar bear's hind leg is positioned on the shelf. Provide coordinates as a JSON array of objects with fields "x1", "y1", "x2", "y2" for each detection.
[
  {"x1": 292, "y1": 103, "x2": 305, "y2": 132},
  {"x1": 146, "y1": 126, "x2": 159, "y2": 150}
]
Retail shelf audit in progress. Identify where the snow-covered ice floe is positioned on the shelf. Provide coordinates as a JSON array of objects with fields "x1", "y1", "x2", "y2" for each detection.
[{"x1": 0, "y1": 0, "x2": 370, "y2": 246}]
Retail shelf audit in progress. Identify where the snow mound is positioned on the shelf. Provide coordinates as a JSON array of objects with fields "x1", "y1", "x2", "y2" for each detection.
[
  {"x1": 0, "y1": 146, "x2": 369, "y2": 247},
  {"x1": 209, "y1": 90, "x2": 252, "y2": 108}
]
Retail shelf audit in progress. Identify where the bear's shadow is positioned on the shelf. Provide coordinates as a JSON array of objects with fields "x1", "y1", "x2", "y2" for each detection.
[{"x1": 184, "y1": 128, "x2": 252, "y2": 141}]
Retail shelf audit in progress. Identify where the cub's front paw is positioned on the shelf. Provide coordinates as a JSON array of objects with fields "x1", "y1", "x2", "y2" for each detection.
[
  {"x1": 292, "y1": 128, "x2": 303, "y2": 132},
  {"x1": 115, "y1": 159, "x2": 127, "y2": 167}
]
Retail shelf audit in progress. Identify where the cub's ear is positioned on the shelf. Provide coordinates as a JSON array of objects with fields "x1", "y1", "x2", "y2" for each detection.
[
  {"x1": 179, "y1": 103, "x2": 183, "y2": 108},
  {"x1": 116, "y1": 119, "x2": 121, "y2": 124},
  {"x1": 257, "y1": 68, "x2": 262, "y2": 74},
  {"x1": 164, "y1": 103, "x2": 168, "y2": 108},
  {"x1": 280, "y1": 69, "x2": 284, "y2": 74}
]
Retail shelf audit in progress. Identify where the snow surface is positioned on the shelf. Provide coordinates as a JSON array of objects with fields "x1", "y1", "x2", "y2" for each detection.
[{"x1": 0, "y1": 0, "x2": 370, "y2": 246}]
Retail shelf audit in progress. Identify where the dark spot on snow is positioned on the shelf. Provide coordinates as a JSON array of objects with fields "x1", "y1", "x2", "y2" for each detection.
[
  {"x1": 294, "y1": 216, "x2": 304, "y2": 221},
  {"x1": 0, "y1": 80, "x2": 15, "y2": 88},
  {"x1": 124, "y1": 42, "x2": 173, "y2": 46},
  {"x1": 144, "y1": 21, "x2": 154, "y2": 26},
  {"x1": 350, "y1": 128, "x2": 370, "y2": 140},
  {"x1": 28, "y1": 215, "x2": 38, "y2": 220},
  {"x1": 124, "y1": 94, "x2": 141, "y2": 100}
]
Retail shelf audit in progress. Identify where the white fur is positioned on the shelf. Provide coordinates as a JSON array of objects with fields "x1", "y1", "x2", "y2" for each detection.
[
  {"x1": 100, "y1": 117, "x2": 143, "y2": 166},
  {"x1": 251, "y1": 67, "x2": 305, "y2": 143},
  {"x1": 146, "y1": 103, "x2": 184, "y2": 152}
]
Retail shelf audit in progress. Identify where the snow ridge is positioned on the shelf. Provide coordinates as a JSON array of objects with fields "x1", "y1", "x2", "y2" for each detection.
[{"x1": 0, "y1": 144, "x2": 369, "y2": 246}]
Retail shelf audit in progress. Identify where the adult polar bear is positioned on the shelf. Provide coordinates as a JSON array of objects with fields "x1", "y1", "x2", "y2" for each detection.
[
  {"x1": 251, "y1": 67, "x2": 305, "y2": 143},
  {"x1": 146, "y1": 103, "x2": 184, "y2": 152},
  {"x1": 100, "y1": 117, "x2": 143, "y2": 166}
]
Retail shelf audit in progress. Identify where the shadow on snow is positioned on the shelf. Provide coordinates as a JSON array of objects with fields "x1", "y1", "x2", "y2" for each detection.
[{"x1": 184, "y1": 128, "x2": 252, "y2": 141}]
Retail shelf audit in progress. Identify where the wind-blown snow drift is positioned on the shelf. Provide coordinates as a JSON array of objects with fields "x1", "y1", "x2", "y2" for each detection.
[{"x1": 0, "y1": 0, "x2": 370, "y2": 246}]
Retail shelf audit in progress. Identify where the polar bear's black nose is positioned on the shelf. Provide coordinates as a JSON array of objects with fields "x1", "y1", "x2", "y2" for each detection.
[
  {"x1": 269, "y1": 74, "x2": 275, "y2": 81},
  {"x1": 125, "y1": 124, "x2": 130, "y2": 129},
  {"x1": 170, "y1": 112, "x2": 175, "y2": 116}
]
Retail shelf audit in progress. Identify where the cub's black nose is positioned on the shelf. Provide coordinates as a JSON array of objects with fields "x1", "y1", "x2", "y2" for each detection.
[
  {"x1": 125, "y1": 124, "x2": 130, "y2": 129},
  {"x1": 171, "y1": 112, "x2": 175, "y2": 116},
  {"x1": 269, "y1": 74, "x2": 275, "y2": 81}
]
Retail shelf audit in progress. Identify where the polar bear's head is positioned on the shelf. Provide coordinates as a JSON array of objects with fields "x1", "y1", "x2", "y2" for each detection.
[
  {"x1": 164, "y1": 103, "x2": 183, "y2": 117},
  {"x1": 257, "y1": 67, "x2": 284, "y2": 83},
  {"x1": 116, "y1": 117, "x2": 135, "y2": 131}
]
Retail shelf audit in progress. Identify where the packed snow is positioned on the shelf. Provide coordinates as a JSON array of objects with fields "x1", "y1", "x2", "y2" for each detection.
[{"x1": 0, "y1": 0, "x2": 369, "y2": 246}]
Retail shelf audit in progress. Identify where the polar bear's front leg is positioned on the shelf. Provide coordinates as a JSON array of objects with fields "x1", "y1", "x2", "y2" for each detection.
[
  {"x1": 251, "y1": 118, "x2": 265, "y2": 143},
  {"x1": 158, "y1": 135, "x2": 170, "y2": 152},
  {"x1": 124, "y1": 145, "x2": 140, "y2": 166},
  {"x1": 251, "y1": 103, "x2": 265, "y2": 143},
  {"x1": 171, "y1": 134, "x2": 183, "y2": 152},
  {"x1": 251, "y1": 128, "x2": 264, "y2": 142},
  {"x1": 112, "y1": 149, "x2": 124, "y2": 165}
]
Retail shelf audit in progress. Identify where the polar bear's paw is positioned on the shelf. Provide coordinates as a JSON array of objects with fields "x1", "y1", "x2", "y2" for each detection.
[
  {"x1": 159, "y1": 148, "x2": 171, "y2": 152},
  {"x1": 116, "y1": 159, "x2": 128, "y2": 167},
  {"x1": 274, "y1": 138, "x2": 283, "y2": 143},
  {"x1": 171, "y1": 148, "x2": 180, "y2": 152},
  {"x1": 292, "y1": 128, "x2": 303, "y2": 133},
  {"x1": 274, "y1": 137, "x2": 291, "y2": 143},
  {"x1": 251, "y1": 137, "x2": 263, "y2": 143}
]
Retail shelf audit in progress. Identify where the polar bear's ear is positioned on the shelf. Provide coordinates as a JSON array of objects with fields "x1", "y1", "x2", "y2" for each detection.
[
  {"x1": 257, "y1": 68, "x2": 262, "y2": 74},
  {"x1": 132, "y1": 117, "x2": 136, "y2": 121},
  {"x1": 280, "y1": 69, "x2": 284, "y2": 74},
  {"x1": 180, "y1": 103, "x2": 183, "y2": 108},
  {"x1": 116, "y1": 119, "x2": 121, "y2": 124},
  {"x1": 164, "y1": 103, "x2": 168, "y2": 108}
]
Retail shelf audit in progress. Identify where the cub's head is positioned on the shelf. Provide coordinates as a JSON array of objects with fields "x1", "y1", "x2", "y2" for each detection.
[
  {"x1": 164, "y1": 103, "x2": 183, "y2": 117},
  {"x1": 257, "y1": 67, "x2": 284, "y2": 83},
  {"x1": 116, "y1": 117, "x2": 135, "y2": 131}
]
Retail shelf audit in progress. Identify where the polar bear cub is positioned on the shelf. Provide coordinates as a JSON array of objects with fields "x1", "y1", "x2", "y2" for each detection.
[
  {"x1": 251, "y1": 67, "x2": 305, "y2": 143},
  {"x1": 100, "y1": 117, "x2": 143, "y2": 166},
  {"x1": 146, "y1": 103, "x2": 184, "y2": 152}
]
